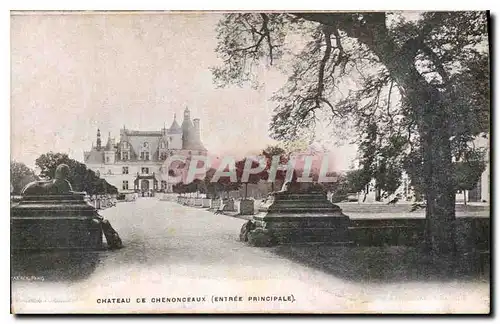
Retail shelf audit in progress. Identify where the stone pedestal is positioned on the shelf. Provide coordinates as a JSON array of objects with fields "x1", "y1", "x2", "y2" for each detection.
[
  {"x1": 252, "y1": 190, "x2": 350, "y2": 244},
  {"x1": 194, "y1": 198, "x2": 203, "y2": 207},
  {"x1": 202, "y1": 198, "x2": 211, "y2": 208},
  {"x1": 11, "y1": 194, "x2": 104, "y2": 250},
  {"x1": 210, "y1": 198, "x2": 221, "y2": 210},
  {"x1": 222, "y1": 198, "x2": 235, "y2": 212},
  {"x1": 239, "y1": 199, "x2": 255, "y2": 215}
]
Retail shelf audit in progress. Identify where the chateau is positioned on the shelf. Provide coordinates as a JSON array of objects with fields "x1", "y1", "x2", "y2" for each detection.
[{"x1": 84, "y1": 107, "x2": 207, "y2": 194}]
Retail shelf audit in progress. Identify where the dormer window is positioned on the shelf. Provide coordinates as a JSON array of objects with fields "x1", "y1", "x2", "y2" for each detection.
[
  {"x1": 160, "y1": 141, "x2": 166, "y2": 149},
  {"x1": 122, "y1": 142, "x2": 129, "y2": 149},
  {"x1": 139, "y1": 142, "x2": 150, "y2": 160}
]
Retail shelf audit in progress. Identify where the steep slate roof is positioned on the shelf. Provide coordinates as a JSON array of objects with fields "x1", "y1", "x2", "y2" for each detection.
[
  {"x1": 84, "y1": 149, "x2": 104, "y2": 164},
  {"x1": 169, "y1": 114, "x2": 182, "y2": 133},
  {"x1": 124, "y1": 131, "x2": 162, "y2": 157},
  {"x1": 105, "y1": 136, "x2": 113, "y2": 150}
]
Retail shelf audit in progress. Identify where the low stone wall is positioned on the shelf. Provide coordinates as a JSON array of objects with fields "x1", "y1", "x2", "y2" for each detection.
[{"x1": 349, "y1": 217, "x2": 490, "y2": 250}]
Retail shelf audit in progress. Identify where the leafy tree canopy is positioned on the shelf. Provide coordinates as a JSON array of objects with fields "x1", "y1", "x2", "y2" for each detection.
[
  {"x1": 35, "y1": 152, "x2": 117, "y2": 195},
  {"x1": 212, "y1": 12, "x2": 489, "y2": 252},
  {"x1": 10, "y1": 161, "x2": 39, "y2": 194}
]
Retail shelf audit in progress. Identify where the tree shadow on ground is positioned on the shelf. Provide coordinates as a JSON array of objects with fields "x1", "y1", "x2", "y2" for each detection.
[
  {"x1": 11, "y1": 250, "x2": 101, "y2": 282},
  {"x1": 271, "y1": 245, "x2": 490, "y2": 283}
]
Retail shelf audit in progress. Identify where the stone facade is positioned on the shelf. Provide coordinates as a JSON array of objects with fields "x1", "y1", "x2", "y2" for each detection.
[{"x1": 83, "y1": 107, "x2": 207, "y2": 194}]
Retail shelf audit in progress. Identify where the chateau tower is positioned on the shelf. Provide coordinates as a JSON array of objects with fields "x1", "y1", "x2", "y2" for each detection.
[
  {"x1": 104, "y1": 132, "x2": 115, "y2": 164},
  {"x1": 96, "y1": 128, "x2": 102, "y2": 150}
]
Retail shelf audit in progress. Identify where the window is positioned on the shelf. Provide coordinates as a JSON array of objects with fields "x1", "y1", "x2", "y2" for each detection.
[
  {"x1": 160, "y1": 142, "x2": 165, "y2": 149},
  {"x1": 160, "y1": 152, "x2": 167, "y2": 161},
  {"x1": 122, "y1": 181, "x2": 129, "y2": 190},
  {"x1": 122, "y1": 166, "x2": 129, "y2": 174},
  {"x1": 140, "y1": 152, "x2": 150, "y2": 161},
  {"x1": 107, "y1": 169, "x2": 112, "y2": 175},
  {"x1": 161, "y1": 181, "x2": 167, "y2": 189},
  {"x1": 106, "y1": 156, "x2": 110, "y2": 163},
  {"x1": 122, "y1": 142, "x2": 129, "y2": 149},
  {"x1": 142, "y1": 167, "x2": 149, "y2": 174},
  {"x1": 122, "y1": 152, "x2": 129, "y2": 161}
]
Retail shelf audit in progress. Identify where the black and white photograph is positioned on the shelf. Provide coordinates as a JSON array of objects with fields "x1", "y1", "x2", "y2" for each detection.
[{"x1": 9, "y1": 10, "x2": 490, "y2": 314}]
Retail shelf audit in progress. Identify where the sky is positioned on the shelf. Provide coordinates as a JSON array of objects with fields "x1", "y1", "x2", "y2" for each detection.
[{"x1": 10, "y1": 12, "x2": 358, "y2": 170}]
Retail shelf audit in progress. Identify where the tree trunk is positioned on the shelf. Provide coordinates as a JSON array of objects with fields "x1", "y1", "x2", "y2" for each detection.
[
  {"x1": 375, "y1": 34, "x2": 457, "y2": 256},
  {"x1": 463, "y1": 191, "x2": 467, "y2": 206},
  {"x1": 245, "y1": 183, "x2": 248, "y2": 199},
  {"x1": 419, "y1": 97, "x2": 456, "y2": 256}
]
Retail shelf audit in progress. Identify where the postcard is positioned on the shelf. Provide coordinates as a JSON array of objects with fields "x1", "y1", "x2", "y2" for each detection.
[{"x1": 10, "y1": 10, "x2": 490, "y2": 314}]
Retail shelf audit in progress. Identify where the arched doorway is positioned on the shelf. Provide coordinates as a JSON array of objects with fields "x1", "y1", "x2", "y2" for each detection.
[{"x1": 141, "y1": 179, "x2": 150, "y2": 192}]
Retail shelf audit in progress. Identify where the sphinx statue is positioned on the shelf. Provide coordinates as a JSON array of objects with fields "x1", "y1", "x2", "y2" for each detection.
[
  {"x1": 22, "y1": 164, "x2": 74, "y2": 195},
  {"x1": 14, "y1": 163, "x2": 123, "y2": 250}
]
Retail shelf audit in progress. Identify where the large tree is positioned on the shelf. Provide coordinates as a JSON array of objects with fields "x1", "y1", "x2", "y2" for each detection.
[
  {"x1": 212, "y1": 12, "x2": 489, "y2": 254},
  {"x1": 35, "y1": 152, "x2": 117, "y2": 195},
  {"x1": 10, "y1": 161, "x2": 39, "y2": 194},
  {"x1": 261, "y1": 145, "x2": 289, "y2": 192},
  {"x1": 235, "y1": 158, "x2": 268, "y2": 198}
]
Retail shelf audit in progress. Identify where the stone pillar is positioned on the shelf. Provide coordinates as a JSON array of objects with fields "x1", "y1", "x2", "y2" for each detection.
[
  {"x1": 222, "y1": 198, "x2": 235, "y2": 212},
  {"x1": 202, "y1": 198, "x2": 211, "y2": 208},
  {"x1": 210, "y1": 198, "x2": 221, "y2": 210},
  {"x1": 239, "y1": 199, "x2": 254, "y2": 215},
  {"x1": 251, "y1": 189, "x2": 350, "y2": 245}
]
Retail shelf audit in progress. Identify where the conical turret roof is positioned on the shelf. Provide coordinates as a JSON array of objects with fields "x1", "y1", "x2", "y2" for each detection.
[
  {"x1": 169, "y1": 113, "x2": 181, "y2": 130},
  {"x1": 105, "y1": 132, "x2": 113, "y2": 150}
]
